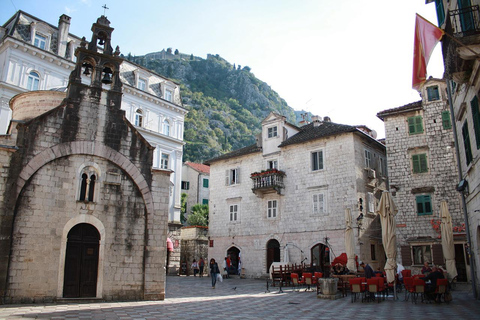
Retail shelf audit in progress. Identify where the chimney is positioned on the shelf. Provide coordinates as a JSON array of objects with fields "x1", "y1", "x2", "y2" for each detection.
[
  {"x1": 57, "y1": 14, "x2": 71, "y2": 58},
  {"x1": 312, "y1": 115, "x2": 321, "y2": 127},
  {"x1": 323, "y1": 116, "x2": 331, "y2": 122}
]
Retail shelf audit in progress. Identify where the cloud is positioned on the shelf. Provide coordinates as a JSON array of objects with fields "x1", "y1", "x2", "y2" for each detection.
[{"x1": 64, "y1": 6, "x2": 76, "y2": 14}]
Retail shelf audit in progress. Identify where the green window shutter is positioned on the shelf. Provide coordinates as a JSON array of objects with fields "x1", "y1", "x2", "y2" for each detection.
[
  {"x1": 203, "y1": 178, "x2": 209, "y2": 188},
  {"x1": 408, "y1": 117, "x2": 416, "y2": 134},
  {"x1": 462, "y1": 121, "x2": 473, "y2": 165},
  {"x1": 415, "y1": 116, "x2": 424, "y2": 133},
  {"x1": 412, "y1": 154, "x2": 428, "y2": 173},
  {"x1": 420, "y1": 154, "x2": 428, "y2": 172},
  {"x1": 408, "y1": 116, "x2": 424, "y2": 135},
  {"x1": 435, "y1": 0, "x2": 445, "y2": 26},
  {"x1": 412, "y1": 154, "x2": 420, "y2": 173},
  {"x1": 442, "y1": 111, "x2": 452, "y2": 130},
  {"x1": 202, "y1": 199, "x2": 208, "y2": 205},
  {"x1": 427, "y1": 86, "x2": 440, "y2": 101},
  {"x1": 471, "y1": 96, "x2": 480, "y2": 149}
]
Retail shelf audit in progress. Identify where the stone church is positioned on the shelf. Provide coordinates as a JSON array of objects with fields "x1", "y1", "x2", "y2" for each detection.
[{"x1": 0, "y1": 16, "x2": 170, "y2": 303}]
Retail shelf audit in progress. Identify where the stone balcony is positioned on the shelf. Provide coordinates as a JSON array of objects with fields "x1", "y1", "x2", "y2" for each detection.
[{"x1": 250, "y1": 169, "x2": 285, "y2": 196}]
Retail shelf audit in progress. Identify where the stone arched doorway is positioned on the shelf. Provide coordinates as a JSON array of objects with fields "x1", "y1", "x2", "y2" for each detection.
[
  {"x1": 227, "y1": 246, "x2": 240, "y2": 275},
  {"x1": 266, "y1": 239, "x2": 280, "y2": 273},
  {"x1": 311, "y1": 243, "x2": 330, "y2": 273},
  {"x1": 63, "y1": 223, "x2": 100, "y2": 298}
]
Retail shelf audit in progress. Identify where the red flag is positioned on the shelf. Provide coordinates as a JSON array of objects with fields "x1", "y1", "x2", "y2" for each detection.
[{"x1": 412, "y1": 14, "x2": 444, "y2": 89}]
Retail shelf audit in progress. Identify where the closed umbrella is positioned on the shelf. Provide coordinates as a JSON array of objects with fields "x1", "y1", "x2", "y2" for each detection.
[
  {"x1": 440, "y1": 200, "x2": 458, "y2": 280},
  {"x1": 345, "y1": 208, "x2": 356, "y2": 272},
  {"x1": 283, "y1": 244, "x2": 290, "y2": 264},
  {"x1": 376, "y1": 191, "x2": 398, "y2": 285}
]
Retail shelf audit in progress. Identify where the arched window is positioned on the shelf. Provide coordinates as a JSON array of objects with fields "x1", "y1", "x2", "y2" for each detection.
[
  {"x1": 163, "y1": 119, "x2": 170, "y2": 136},
  {"x1": 27, "y1": 71, "x2": 40, "y2": 90},
  {"x1": 135, "y1": 108, "x2": 143, "y2": 127},
  {"x1": 79, "y1": 169, "x2": 97, "y2": 202}
]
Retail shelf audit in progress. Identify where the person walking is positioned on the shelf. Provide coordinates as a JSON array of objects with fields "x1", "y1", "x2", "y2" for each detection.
[
  {"x1": 191, "y1": 259, "x2": 199, "y2": 277},
  {"x1": 210, "y1": 258, "x2": 220, "y2": 288},
  {"x1": 223, "y1": 257, "x2": 230, "y2": 278},
  {"x1": 199, "y1": 257, "x2": 205, "y2": 278}
]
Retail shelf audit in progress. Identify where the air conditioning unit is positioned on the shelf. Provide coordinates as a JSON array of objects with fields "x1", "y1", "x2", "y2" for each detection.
[{"x1": 366, "y1": 168, "x2": 376, "y2": 179}]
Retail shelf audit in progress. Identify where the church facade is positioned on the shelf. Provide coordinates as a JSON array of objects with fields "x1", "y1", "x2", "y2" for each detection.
[{"x1": 0, "y1": 16, "x2": 169, "y2": 303}]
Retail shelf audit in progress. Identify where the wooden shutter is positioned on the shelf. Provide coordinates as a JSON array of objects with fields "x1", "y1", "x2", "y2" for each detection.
[
  {"x1": 432, "y1": 244, "x2": 444, "y2": 266},
  {"x1": 412, "y1": 155, "x2": 420, "y2": 173},
  {"x1": 415, "y1": 116, "x2": 424, "y2": 133},
  {"x1": 225, "y1": 170, "x2": 230, "y2": 186},
  {"x1": 471, "y1": 96, "x2": 480, "y2": 149},
  {"x1": 401, "y1": 246, "x2": 413, "y2": 266},
  {"x1": 442, "y1": 111, "x2": 452, "y2": 130},
  {"x1": 236, "y1": 168, "x2": 240, "y2": 184},
  {"x1": 420, "y1": 154, "x2": 428, "y2": 172}
]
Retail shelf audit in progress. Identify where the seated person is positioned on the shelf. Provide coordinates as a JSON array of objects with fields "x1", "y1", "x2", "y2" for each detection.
[
  {"x1": 374, "y1": 267, "x2": 384, "y2": 277},
  {"x1": 421, "y1": 261, "x2": 432, "y2": 274},
  {"x1": 420, "y1": 266, "x2": 445, "y2": 302}
]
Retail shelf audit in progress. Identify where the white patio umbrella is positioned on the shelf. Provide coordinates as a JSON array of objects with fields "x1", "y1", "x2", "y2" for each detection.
[
  {"x1": 377, "y1": 191, "x2": 398, "y2": 285},
  {"x1": 440, "y1": 200, "x2": 458, "y2": 280},
  {"x1": 345, "y1": 208, "x2": 356, "y2": 272},
  {"x1": 283, "y1": 244, "x2": 290, "y2": 264}
]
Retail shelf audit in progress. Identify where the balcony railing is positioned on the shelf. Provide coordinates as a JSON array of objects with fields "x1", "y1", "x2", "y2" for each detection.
[
  {"x1": 449, "y1": 5, "x2": 480, "y2": 37},
  {"x1": 251, "y1": 169, "x2": 285, "y2": 195}
]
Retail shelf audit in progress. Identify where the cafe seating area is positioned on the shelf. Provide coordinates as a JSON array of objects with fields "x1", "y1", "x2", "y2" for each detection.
[{"x1": 270, "y1": 264, "x2": 453, "y2": 305}]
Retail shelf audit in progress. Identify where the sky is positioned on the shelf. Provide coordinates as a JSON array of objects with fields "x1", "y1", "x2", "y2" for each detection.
[{"x1": 1, "y1": 0, "x2": 444, "y2": 139}]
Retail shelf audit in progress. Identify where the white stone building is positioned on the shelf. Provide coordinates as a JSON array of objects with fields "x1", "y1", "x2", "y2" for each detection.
[
  {"x1": 181, "y1": 161, "x2": 210, "y2": 222},
  {"x1": 206, "y1": 112, "x2": 387, "y2": 278},
  {"x1": 378, "y1": 78, "x2": 468, "y2": 280},
  {"x1": 0, "y1": 11, "x2": 186, "y2": 246}
]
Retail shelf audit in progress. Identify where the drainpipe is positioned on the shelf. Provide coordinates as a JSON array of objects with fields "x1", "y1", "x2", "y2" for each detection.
[{"x1": 446, "y1": 79, "x2": 478, "y2": 298}]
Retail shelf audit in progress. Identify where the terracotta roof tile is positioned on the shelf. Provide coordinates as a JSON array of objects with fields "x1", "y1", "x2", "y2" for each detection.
[{"x1": 185, "y1": 161, "x2": 210, "y2": 174}]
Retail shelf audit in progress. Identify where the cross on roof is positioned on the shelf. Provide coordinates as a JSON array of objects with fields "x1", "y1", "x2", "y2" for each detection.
[{"x1": 102, "y1": 4, "x2": 109, "y2": 15}]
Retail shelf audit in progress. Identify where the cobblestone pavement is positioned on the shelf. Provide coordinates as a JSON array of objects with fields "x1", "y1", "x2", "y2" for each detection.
[{"x1": 0, "y1": 276, "x2": 478, "y2": 319}]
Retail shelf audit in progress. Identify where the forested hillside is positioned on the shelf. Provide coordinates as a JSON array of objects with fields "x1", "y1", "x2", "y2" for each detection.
[{"x1": 128, "y1": 53, "x2": 309, "y2": 163}]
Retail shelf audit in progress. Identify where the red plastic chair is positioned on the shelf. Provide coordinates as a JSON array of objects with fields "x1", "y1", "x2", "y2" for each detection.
[
  {"x1": 349, "y1": 278, "x2": 366, "y2": 302},
  {"x1": 412, "y1": 278, "x2": 425, "y2": 304},
  {"x1": 367, "y1": 278, "x2": 385, "y2": 303},
  {"x1": 435, "y1": 278, "x2": 449, "y2": 302},
  {"x1": 403, "y1": 277, "x2": 414, "y2": 301},
  {"x1": 401, "y1": 269, "x2": 411, "y2": 278},
  {"x1": 303, "y1": 273, "x2": 313, "y2": 291},
  {"x1": 291, "y1": 273, "x2": 304, "y2": 292}
]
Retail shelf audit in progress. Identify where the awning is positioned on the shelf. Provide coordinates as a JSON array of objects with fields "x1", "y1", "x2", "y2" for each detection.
[{"x1": 167, "y1": 238, "x2": 174, "y2": 252}]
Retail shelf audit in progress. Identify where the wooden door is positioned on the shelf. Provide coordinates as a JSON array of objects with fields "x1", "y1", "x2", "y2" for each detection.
[
  {"x1": 63, "y1": 223, "x2": 99, "y2": 298},
  {"x1": 266, "y1": 240, "x2": 280, "y2": 273}
]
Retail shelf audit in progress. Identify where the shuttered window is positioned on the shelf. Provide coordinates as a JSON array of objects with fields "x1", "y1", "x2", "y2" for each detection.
[
  {"x1": 412, "y1": 154, "x2": 428, "y2": 173},
  {"x1": 416, "y1": 195, "x2": 432, "y2": 216},
  {"x1": 462, "y1": 121, "x2": 473, "y2": 165},
  {"x1": 408, "y1": 116, "x2": 424, "y2": 135},
  {"x1": 442, "y1": 111, "x2": 452, "y2": 130},
  {"x1": 471, "y1": 96, "x2": 480, "y2": 149}
]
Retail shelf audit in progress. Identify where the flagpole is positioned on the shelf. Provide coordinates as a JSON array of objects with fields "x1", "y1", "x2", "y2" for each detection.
[{"x1": 442, "y1": 31, "x2": 480, "y2": 58}]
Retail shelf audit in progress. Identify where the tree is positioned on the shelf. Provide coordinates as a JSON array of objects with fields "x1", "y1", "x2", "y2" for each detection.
[
  {"x1": 180, "y1": 193, "x2": 187, "y2": 224},
  {"x1": 175, "y1": 49, "x2": 179, "y2": 55},
  {"x1": 242, "y1": 66, "x2": 251, "y2": 72},
  {"x1": 187, "y1": 204, "x2": 209, "y2": 226},
  {"x1": 190, "y1": 54, "x2": 194, "y2": 60}
]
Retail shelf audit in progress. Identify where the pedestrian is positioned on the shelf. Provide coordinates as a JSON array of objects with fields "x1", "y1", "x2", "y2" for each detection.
[
  {"x1": 237, "y1": 256, "x2": 242, "y2": 276},
  {"x1": 181, "y1": 259, "x2": 188, "y2": 276},
  {"x1": 223, "y1": 257, "x2": 230, "y2": 278},
  {"x1": 191, "y1": 259, "x2": 199, "y2": 277},
  {"x1": 210, "y1": 258, "x2": 221, "y2": 288},
  {"x1": 199, "y1": 257, "x2": 205, "y2": 277}
]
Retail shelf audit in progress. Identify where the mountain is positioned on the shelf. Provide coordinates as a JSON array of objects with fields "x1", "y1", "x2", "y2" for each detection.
[{"x1": 127, "y1": 52, "x2": 309, "y2": 163}]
